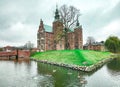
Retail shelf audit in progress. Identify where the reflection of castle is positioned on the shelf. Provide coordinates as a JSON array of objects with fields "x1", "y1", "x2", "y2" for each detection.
[{"x1": 37, "y1": 7, "x2": 83, "y2": 52}]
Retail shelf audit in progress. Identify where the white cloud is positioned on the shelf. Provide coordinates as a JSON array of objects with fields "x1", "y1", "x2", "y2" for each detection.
[
  {"x1": 102, "y1": 19, "x2": 120, "y2": 34},
  {"x1": 95, "y1": 19, "x2": 120, "y2": 41},
  {"x1": 0, "y1": 22, "x2": 37, "y2": 47}
]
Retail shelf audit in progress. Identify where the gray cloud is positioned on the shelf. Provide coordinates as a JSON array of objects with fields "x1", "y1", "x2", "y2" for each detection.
[{"x1": 109, "y1": 1, "x2": 120, "y2": 19}]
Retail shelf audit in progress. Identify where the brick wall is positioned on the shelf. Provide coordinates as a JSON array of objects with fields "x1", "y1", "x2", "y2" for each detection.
[
  {"x1": 45, "y1": 32, "x2": 54, "y2": 50},
  {"x1": 0, "y1": 50, "x2": 30, "y2": 58},
  {"x1": 18, "y1": 50, "x2": 30, "y2": 58}
]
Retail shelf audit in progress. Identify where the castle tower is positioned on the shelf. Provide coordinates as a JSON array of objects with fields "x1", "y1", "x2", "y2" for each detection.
[
  {"x1": 52, "y1": 6, "x2": 64, "y2": 50},
  {"x1": 74, "y1": 19, "x2": 83, "y2": 49},
  {"x1": 37, "y1": 19, "x2": 45, "y2": 52}
]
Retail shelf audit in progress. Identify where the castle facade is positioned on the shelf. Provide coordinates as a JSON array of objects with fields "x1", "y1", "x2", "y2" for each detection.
[{"x1": 37, "y1": 8, "x2": 83, "y2": 52}]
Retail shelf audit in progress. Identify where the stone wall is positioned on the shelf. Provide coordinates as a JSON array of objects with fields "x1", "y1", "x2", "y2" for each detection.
[{"x1": 31, "y1": 55, "x2": 116, "y2": 72}]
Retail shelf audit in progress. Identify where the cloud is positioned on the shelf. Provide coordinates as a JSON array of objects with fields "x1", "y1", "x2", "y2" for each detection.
[
  {"x1": 80, "y1": 0, "x2": 120, "y2": 43},
  {"x1": 0, "y1": 0, "x2": 120, "y2": 46},
  {"x1": 96, "y1": 19, "x2": 120, "y2": 41},
  {"x1": 0, "y1": 22, "x2": 37, "y2": 46}
]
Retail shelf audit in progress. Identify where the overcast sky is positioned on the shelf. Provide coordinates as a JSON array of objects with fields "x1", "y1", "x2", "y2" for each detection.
[{"x1": 0, "y1": 0, "x2": 120, "y2": 47}]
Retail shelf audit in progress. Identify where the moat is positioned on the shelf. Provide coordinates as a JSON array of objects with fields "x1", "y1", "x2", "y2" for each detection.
[{"x1": 0, "y1": 58, "x2": 120, "y2": 87}]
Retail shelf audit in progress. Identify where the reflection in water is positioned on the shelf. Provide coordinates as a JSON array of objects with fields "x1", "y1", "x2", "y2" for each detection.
[
  {"x1": 33, "y1": 74, "x2": 54, "y2": 87},
  {"x1": 107, "y1": 58, "x2": 120, "y2": 71},
  {"x1": 14, "y1": 58, "x2": 30, "y2": 63},
  {"x1": 107, "y1": 58, "x2": 120, "y2": 80},
  {"x1": 37, "y1": 63, "x2": 90, "y2": 87},
  {"x1": 0, "y1": 58, "x2": 120, "y2": 87},
  {"x1": 0, "y1": 59, "x2": 38, "y2": 87}
]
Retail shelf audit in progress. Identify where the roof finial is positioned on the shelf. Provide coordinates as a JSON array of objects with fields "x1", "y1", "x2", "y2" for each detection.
[
  {"x1": 56, "y1": 4, "x2": 58, "y2": 9},
  {"x1": 40, "y1": 19, "x2": 44, "y2": 27},
  {"x1": 40, "y1": 19, "x2": 42, "y2": 22}
]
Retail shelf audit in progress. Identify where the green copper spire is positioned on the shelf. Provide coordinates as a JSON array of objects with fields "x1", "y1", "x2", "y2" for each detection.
[
  {"x1": 76, "y1": 19, "x2": 80, "y2": 26},
  {"x1": 54, "y1": 5, "x2": 60, "y2": 20}
]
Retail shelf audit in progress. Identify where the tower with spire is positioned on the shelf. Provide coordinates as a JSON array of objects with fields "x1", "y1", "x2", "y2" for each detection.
[
  {"x1": 52, "y1": 5, "x2": 64, "y2": 50},
  {"x1": 74, "y1": 18, "x2": 83, "y2": 49}
]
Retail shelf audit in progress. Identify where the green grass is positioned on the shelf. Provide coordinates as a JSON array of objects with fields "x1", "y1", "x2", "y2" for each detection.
[{"x1": 31, "y1": 50, "x2": 113, "y2": 66}]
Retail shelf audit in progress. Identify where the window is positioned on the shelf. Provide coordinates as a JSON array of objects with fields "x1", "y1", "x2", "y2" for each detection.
[
  {"x1": 41, "y1": 44, "x2": 44, "y2": 50},
  {"x1": 54, "y1": 41, "x2": 56, "y2": 49},
  {"x1": 75, "y1": 43, "x2": 78, "y2": 49},
  {"x1": 48, "y1": 40, "x2": 50, "y2": 49},
  {"x1": 59, "y1": 41, "x2": 62, "y2": 48},
  {"x1": 41, "y1": 39, "x2": 44, "y2": 44},
  {"x1": 37, "y1": 33, "x2": 40, "y2": 39}
]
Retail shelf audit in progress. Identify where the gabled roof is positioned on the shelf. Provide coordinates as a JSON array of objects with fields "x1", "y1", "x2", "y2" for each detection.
[
  {"x1": 43, "y1": 24, "x2": 82, "y2": 33},
  {"x1": 44, "y1": 25, "x2": 52, "y2": 32},
  {"x1": 84, "y1": 42, "x2": 104, "y2": 46}
]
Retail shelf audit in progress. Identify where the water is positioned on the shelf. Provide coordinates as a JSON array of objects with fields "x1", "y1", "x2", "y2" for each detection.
[{"x1": 0, "y1": 58, "x2": 120, "y2": 87}]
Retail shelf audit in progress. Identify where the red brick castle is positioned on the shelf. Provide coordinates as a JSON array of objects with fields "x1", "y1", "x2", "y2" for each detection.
[{"x1": 37, "y1": 7, "x2": 83, "y2": 52}]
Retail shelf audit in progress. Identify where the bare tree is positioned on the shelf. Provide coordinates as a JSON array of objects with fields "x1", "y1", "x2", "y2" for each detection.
[
  {"x1": 59, "y1": 4, "x2": 81, "y2": 49},
  {"x1": 60, "y1": 5, "x2": 80, "y2": 29},
  {"x1": 86, "y1": 36, "x2": 95, "y2": 44}
]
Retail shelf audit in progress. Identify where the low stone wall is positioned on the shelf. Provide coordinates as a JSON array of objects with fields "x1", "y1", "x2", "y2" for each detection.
[
  {"x1": 85, "y1": 57, "x2": 115, "y2": 72},
  {"x1": 30, "y1": 56, "x2": 116, "y2": 72}
]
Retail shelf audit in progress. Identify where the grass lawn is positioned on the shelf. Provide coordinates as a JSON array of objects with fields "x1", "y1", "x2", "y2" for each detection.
[{"x1": 31, "y1": 50, "x2": 113, "y2": 66}]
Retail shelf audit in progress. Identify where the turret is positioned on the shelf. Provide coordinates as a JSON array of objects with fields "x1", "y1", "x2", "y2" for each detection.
[
  {"x1": 37, "y1": 19, "x2": 45, "y2": 52},
  {"x1": 38, "y1": 19, "x2": 44, "y2": 32}
]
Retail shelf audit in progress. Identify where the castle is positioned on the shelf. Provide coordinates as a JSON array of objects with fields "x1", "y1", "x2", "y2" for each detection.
[{"x1": 37, "y1": 7, "x2": 83, "y2": 52}]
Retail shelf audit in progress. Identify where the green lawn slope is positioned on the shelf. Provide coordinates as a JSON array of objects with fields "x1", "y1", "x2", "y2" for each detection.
[{"x1": 31, "y1": 50, "x2": 113, "y2": 66}]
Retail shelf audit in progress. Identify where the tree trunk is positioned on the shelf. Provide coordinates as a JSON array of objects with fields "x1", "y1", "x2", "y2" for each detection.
[{"x1": 64, "y1": 28, "x2": 69, "y2": 49}]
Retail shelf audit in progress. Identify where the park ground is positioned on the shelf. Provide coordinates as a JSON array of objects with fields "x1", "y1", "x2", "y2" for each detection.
[{"x1": 31, "y1": 50, "x2": 113, "y2": 66}]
